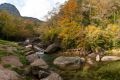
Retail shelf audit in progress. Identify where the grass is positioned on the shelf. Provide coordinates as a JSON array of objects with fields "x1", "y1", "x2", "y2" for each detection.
[
  {"x1": 0, "y1": 39, "x2": 28, "y2": 65},
  {"x1": 56, "y1": 61, "x2": 120, "y2": 80}
]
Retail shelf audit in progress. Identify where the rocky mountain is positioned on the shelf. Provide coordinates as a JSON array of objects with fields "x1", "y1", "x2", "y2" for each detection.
[
  {"x1": 0, "y1": 3, "x2": 43, "y2": 22},
  {"x1": 0, "y1": 3, "x2": 21, "y2": 16}
]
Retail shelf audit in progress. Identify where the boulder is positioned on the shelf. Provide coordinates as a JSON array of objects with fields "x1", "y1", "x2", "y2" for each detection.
[
  {"x1": 30, "y1": 59, "x2": 48, "y2": 69},
  {"x1": 25, "y1": 66, "x2": 50, "y2": 79},
  {"x1": 53, "y1": 56, "x2": 85, "y2": 70},
  {"x1": 0, "y1": 66, "x2": 21, "y2": 80},
  {"x1": 38, "y1": 70, "x2": 50, "y2": 79},
  {"x1": 1, "y1": 55, "x2": 23, "y2": 67},
  {"x1": 26, "y1": 54, "x2": 39, "y2": 63},
  {"x1": 41, "y1": 72, "x2": 62, "y2": 80},
  {"x1": 45, "y1": 43, "x2": 60, "y2": 54},
  {"x1": 101, "y1": 56, "x2": 120, "y2": 61},
  {"x1": 36, "y1": 43, "x2": 47, "y2": 49}
]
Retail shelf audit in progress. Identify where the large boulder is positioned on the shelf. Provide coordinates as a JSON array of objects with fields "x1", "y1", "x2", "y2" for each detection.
[
  {"x1": 26, "y1": 54, "x2": 39, "y2": 63},
  {"x1": 53, "y1": 56, "x2": 85, "y2": 70},
  {"x1": 44, "y1": 43, "x2": 61, "y2": 54},
  {"x1": 41, "y1": 72, "x2": 62, "y2": 80},
  {"x1": 1, "y1": 55, "x2": 23, "y2": 67},
  {"x1": 101, "y1": 56, "x2": 120, "y2": 61},
  {"x1": 30, "y1": 59, "x2": 48, "y2": 69},
  {"x1": 0, "y1": 65, "x2": 21, "y2": 80}
]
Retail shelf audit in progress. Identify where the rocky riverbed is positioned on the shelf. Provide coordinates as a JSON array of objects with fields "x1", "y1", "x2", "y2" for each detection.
[{"x1": 1, "y1": 38, "x2": 120, "y2": 80}]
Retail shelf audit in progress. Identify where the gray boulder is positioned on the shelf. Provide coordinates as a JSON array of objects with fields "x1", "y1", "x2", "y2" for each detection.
[
  {"x1": 53, "y1": 56, "x2": 85, "y2": 70},
  {"x1": 30, "y1": 59, "x2": 48, "y2": 69},
  {"x1": 45, "y1": 43, "x2": 60, "y2": 54},
  {"x1": 26, "y1": 54, "x2": 39, "y2": 63},
  {"x1": 41, "y1": 72, "x2": 62, "y2": 80},
  {"x1": 0, "y1": 65, "x2": 21, "y2": 80}
]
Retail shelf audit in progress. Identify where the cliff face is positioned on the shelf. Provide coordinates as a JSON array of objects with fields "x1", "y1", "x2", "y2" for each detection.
[{"x1": 0, "y1": 3, "x2": 21, "y2": 16}]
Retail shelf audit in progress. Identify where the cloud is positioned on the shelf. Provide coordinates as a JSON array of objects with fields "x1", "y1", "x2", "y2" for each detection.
[
  {"x1": 0, "y1": 0, "x2": 67, "y2": 20},
  {"x1": 21, "y1": 0, "x2": 53, "y2": 20},
  {"x1": 0, "y1": 0, "x2": 6, "y2": 4}
]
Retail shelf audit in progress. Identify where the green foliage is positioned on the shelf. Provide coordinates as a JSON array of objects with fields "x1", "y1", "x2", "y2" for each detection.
[
  {"x1": 0, "y1": 11, "x2": 39, "y2": 40},
  {"x1": 42, "y1": 24, "x2": 120, "y2": 52},
  {"x1": 96, "y1": 61, "x2": 120, "y2": 80},
  {"x1": 42, "y1": 27, "x2": 60, "y2": 43}
]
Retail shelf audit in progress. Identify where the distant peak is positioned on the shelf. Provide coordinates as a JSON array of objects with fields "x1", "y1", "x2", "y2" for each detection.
[{"x1": 0, "y1": 3, "x2": 21, "y2": 16}]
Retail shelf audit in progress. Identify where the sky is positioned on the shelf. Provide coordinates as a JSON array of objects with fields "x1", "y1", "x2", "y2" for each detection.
[{"x1": 0, "y1": 0, "x2": 67, "y2": 21}]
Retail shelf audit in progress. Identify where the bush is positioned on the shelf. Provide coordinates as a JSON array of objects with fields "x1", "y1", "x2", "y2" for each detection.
[
  {"x1": 41, "y1": 24, "x2": 120, "y2": 53},
  {"x1": 41, "y1": 27, "x2": 60, "y2": 44},
  {"x1": 85, "y1": 25, "x2": 112, "y2": 52}
]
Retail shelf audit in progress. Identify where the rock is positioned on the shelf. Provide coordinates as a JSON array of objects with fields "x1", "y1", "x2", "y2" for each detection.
[
  {"x1": 41, "y1": 72, "x2": 62, "y2": 80},
  {"x1": 38, "y1": 70, "x2": 50, "y2": 79},
  {"x1": 30, "y1": 59, "x2": 48, "y2": 69},
  {"x1": 53, "y1": 56, "x2": 85, "y2": 70},
  {"x1": 101, "y1": 56, "x2": 120, "y2": 61},
  {"x1": 25, "y1": 50, "x2": 35, "y2": 56},
  {"x1": 30, "y1": 37, "x2": 41, "y2": 43},
  {"x1": 0, "y1": 3, "x2": 21, "y2": 16},
  {"x1": 26, "y1": 54, "x2": 39, "y2": 63},
  {"x1": 33, "y1": 45, "x2": 44, "y2": 52},
  {"x1": 45, "y1": 43, "x2": 61, "y2": 54},
  {"x1": 27, "y1": 66, "x2": 50, "y2": 79},
  {"x1": 1, "y1": 55, "x2": 23, "y2": 67},
  {"x1": 0, "y1": 65, "x2": 21, "y2": 80},
  {"x1": 86, "y1": 58, "x2": 95, "y2": 65},
  {"x1": 36, "y1": 43, "x2": 47, "y2": 49},
  {"x1": 88, "y1": 53, "x2": 97, "y2": 59},
  {"x1": 96, "y1": 54, "x2": 100, "y2": 62},
  {"x1": 0, "y1": 45, "x2": 17, "y2": 53},
  {"x1": 25, "y1": 44, "x2": 32, "y2": 48}
]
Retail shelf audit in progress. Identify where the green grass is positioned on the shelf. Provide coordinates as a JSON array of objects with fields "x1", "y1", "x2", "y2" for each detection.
[
  {"x1": 0, "y1": 39, "x2": 28, "y2": 65},
  {"x1": 56, "y1": 61, "x2": 120, "y2": 80}
]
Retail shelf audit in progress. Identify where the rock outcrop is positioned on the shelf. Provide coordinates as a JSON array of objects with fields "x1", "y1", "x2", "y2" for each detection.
[{"x1": 0, "y1": 3, "x2": 20, "y2": 16}]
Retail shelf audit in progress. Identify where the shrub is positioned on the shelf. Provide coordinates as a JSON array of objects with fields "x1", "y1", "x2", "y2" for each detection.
[{"x1": 42, "y1": 27, "x2": 60, "y2": 43}]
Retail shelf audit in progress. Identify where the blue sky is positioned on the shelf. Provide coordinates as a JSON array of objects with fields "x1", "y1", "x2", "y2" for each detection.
[{"x1": 0, "y1": 0, "x2": 67, "y2": 20}]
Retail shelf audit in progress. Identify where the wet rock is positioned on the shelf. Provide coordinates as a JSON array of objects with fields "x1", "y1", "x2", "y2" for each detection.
[
  {"x1": 30, "y1": 59, "x2": 48, "y2": 69},
  {"x1": 26, "y1": 54, "x2": 39, "y2": 63},
  {"x1": 41, "y1": 72, "x2": 62, "y2": 80},
  {"x1": 45, "y1": 43, "x2": 61, "y2": 54},
  {"x1": 1, "y1": 55, "x2": 23, "y2": 67},
  {"x1": 53, "y1": 56, "x2": 85, "y2": 70},
  {"x1": 101, "y1": 56, "x2": 120, "y2": 61}
]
